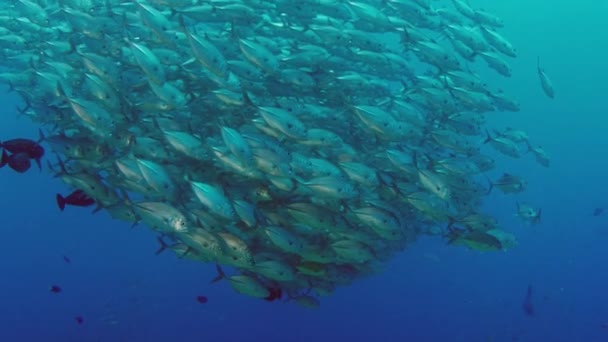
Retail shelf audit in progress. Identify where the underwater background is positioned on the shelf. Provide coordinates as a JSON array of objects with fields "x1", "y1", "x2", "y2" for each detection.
[{"x1": 1, "y1": 0, "x2": 607, "y2": 341}]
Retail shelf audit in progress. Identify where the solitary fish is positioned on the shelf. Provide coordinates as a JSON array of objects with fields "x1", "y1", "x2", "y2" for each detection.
[
  {"x1": 516, "y1": 202, "x2": 542, "y2": 225},
  {"x1": 522, "y1": 284, "x2": 535, "y2": 316},
  {"x1": 56, "y1": 189, "x2": 96, "y2": 211},
  {"x1": 593, "y1": 208, "x2": 604, "y2": 217},
  {"x1": 537, "y1": 57, "x2": 555, "y2": 99},
  {"x1": 0, "y1": 132, "x2": 45, "y2": 169},
  {"x1": 49, "y1": 285, "x2": 62, "y2": 293}
]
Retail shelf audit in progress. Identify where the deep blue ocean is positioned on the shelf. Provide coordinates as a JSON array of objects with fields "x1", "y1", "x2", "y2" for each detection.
[{"x1": 1, "y1": 1, "x2": 607, "y2": 341}]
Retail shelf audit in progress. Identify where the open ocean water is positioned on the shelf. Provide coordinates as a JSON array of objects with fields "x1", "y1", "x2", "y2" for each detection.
[{"x1": 1, "y1": 0, "x2": 607, "y2": 341}]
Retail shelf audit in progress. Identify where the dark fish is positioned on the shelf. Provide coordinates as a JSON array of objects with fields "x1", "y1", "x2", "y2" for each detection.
[
  {"x1": 264, "y1": 286, "x2": 283, "y2": 302},
  {"x1": 62, "y1": 255, "x2": 71, "y2": 264},
  {"x1": 0, "y1": 131, "x2": 45, "y2": 169},
  {"x1": 0, "y1": 149, "x2": 7, "y2": 168},
  {"x1": 74, "y1": 315, "x2": 84, "y2": 325},
  {"x1": 49, "y1": 285, "x2": 62, "y2": 293},
  {"x1": 593, "y1": 208, "x2": 604, "y2": 217},
  {"x1": 8, "y1": 152, "x2": 31, "y2": 173},
  {"x1": 196, "y1": 295, "x2": 208, "y2": 304},
  {"x1": 56, "y1": 189, "x2": 96, "y2": 211},
  {"x1": 522, "y1": 284, "x2": 534, "y2": 316}
]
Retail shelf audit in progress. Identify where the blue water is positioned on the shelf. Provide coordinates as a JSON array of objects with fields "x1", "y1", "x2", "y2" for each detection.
[{"x1": 1, "y1": 0, "x2": 608, "y2": 341}]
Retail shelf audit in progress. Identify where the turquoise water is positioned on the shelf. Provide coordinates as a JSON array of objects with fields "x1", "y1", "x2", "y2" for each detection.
[{"x1": 1, "y1": 0, "x2": 607, "y2": 341}]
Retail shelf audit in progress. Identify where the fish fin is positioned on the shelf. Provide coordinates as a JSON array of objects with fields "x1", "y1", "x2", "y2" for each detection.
[
  {"x1": 0, "y1": 150, "x2": 7, "y2": 168},
  {"x1": 37, "y1": 128, "x2": 45, "y2": 143},
  {"x1": 535, "y1": 209, "x2": 542, "y2": 224},
  {"x1": 56, "y1": 194, "x2": 66, "y2": 211},
  {"x1": 56, "y1": 81, "x2": 68, "y2": 99},
  {"x1": 16, "y1": 98, "x2": 31, "y2": 115},
  {"x1": 483, "y1": 129, "x2": 492, "y2": 144},
  {"x1": 446, "y1": 216, "x2": 456, "y2": 230},
  {"x1": 154, "y1": 236, "x2": 169, "y2": 255},
  {"x1": 210, "y1": 264, "x2": 226, "y2": 284},
  {"x1": 524, "y1": 140, "x2": 534, "y2": 153},
  {"x1": 485, "y1": 176, "x2": 494, "y2": 195},
  {"x1": 92, "y1": 203, "x2": 104, "y2": 214}
]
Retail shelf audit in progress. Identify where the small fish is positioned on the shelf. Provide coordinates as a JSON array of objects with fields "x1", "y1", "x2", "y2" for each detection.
[
  {"x1": 56, "y1": 189, "x2": 96, "y2": 211},
  {"x1": 196, "y1": 295, "x2": 208, "y2": 304},
  {"x1": 593, "y1": 208, "x2": 604, "y2": 217},
  {"x1": 522, "y1": 285, "x2": 535, "y2": 316},
  {"x1": 516, "y1": 202, "x2": 542, "y2": 225},
  {"x1": 0, "y1": 130, "x2": 45, "y2": 169},
  {"x1": 537, "y1": 57, "x2": 555, "y2": 99},
  {"x1": 74, "y1": 315, "x2": 84, "y2": 325},
  {"x1": 62, "y1": 255, "x2": 71, "y2": 264},
  {"x1": 49, "y1": 285, "x2": 62, "y2": 293},
  {"x1": 264, "y1": 287, "x2": 283, "y2": 302}
]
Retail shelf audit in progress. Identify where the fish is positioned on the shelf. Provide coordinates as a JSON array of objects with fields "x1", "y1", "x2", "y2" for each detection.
[
  {"x1": 0, "y1": 134, "x2": 45, "y2": 169},
  {"x1": 49, "y1": 285, "x2": 62, "y2": 293},
  {"x1": 196, "y1": 295, "x2": 208, "y2": 304},
  {"x1": 528, "y1": 144, "x2": 550, "y2": 167},
  {"x1": 537, "y1": 57, "x2": 555, "y2": 98},
  {"x1": 56, "y1": 189, "x2": 96, "y2": 211},
  {"x1": 264, "y1": 287, "x2": 283, "y2": 302},
  {"x1": 74, "y1": 316, "x2": 84, "y2": 325},
  {"x1": 522, "y1": 285, "x2": 535, "y2": 316},
  {"x1": 228, "y1": 275, "x2": 271, "y2": 299},
  {"x1": 62, "y1": 255, "x2": 71, "y2": 264},
  {"x1": 484, "y1": 130, "x2": 521, "y2": 158},
  {"x1": 489, "y1": 173, "x2": 527, "y2": 194},
  {"x1": 592, "y1": 208, "x2": 604, "y2": 217},
  {"x1": 516, "y1": 202, "x2": 542, "y2": 225},
  {"x1": 0, "y1": 0, "x2": 548, "y2": 305}
]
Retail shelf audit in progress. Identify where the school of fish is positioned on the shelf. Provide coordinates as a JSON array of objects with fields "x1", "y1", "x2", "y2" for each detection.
[{"x1": 0, "y1": 0, "x2": 551, "y2": 305}]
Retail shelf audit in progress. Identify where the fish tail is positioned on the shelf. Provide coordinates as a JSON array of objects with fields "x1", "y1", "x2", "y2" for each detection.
[
  {"x1": 524, "y1": 140, "x2": 533, "y2": 153},
  {"x1": 446, "y1": 216, "x2": 456, "y2": 231},
  {"x1": 0, "y1": 149, "x2": 7, "y2": 168},
  {"x1": 210, "y1": 264, "x2": 226, "y2": 284},
  {"x1": 92, "y1": 203, "x2": 104, "y2": 214},
  {"x1": 154, "y1": 236, "x2": 169, "y2": 255},
  {"x1": 483, "y1": 129, "x2": 492, "y2": 144},
  {"x1": 55, "y1": 81, "x2": 70, "y2": 100},
  {"x1": 485, "y1": 176, "x2": 494, "y2": 195},
  {"x1": 16, "y1": 97, "x2": 31, "y2": 115},
  {"x1": 37, "y1": 129, "x2": 46, "y2": 144},
  {"x1": 56, "y1": 194, "x2": 66, "y2": 211}
]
